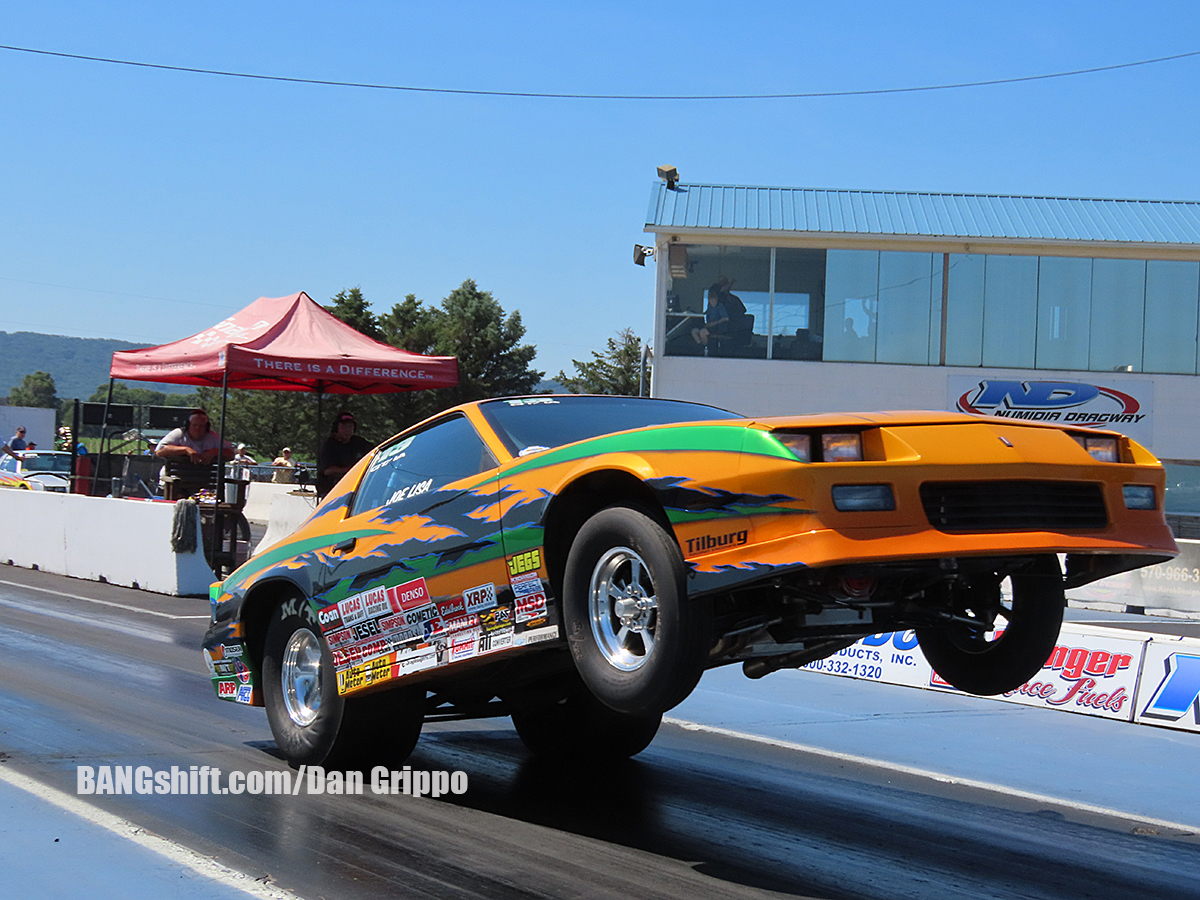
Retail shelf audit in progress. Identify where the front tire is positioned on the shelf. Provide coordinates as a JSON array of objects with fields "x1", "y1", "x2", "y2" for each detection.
[
  {"x1": 563, "y1": 506, "x2": 711, "y2": 716},
  {"x1": 916, "y1": 556, "x2": 1065, "y2": 695},
  {"x1": 261, "y1": 598, "x2": 424, "y2": 768}
]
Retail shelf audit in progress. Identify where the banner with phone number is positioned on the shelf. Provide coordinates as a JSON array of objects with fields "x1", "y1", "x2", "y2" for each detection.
[{"x1": 800, "y1": 623, "x2": 1200, "y2": 733}]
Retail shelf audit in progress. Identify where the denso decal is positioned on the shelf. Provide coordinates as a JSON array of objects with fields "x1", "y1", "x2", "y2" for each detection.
[
  {"x1": 217, "y1": 680, "x2": 237, "y2": 698},
  {"x1": 515, "y1": 592, "x2": 547, "y2": 623},
  {"x1": 955, "y1": 379, "x2": 1145, "y2": 426},
  {"x1": 507, "y1": 549, "x2": 541, "y2": 577},
  {"x1": 318, "y1": 604, "x2": 342, "y2": 628},
  {"x1": 1141, "y1": 653, "x2": 1200, "y2": 723},
  {"x1": 338, "y1": 594, "x2": 367, "y2": 626},
  {"x1": 463, "y1": 582, "x2": 497, "y2": 613},
  {"x1": 391, "y1": 578, "x2": 431, "y2": 611}
]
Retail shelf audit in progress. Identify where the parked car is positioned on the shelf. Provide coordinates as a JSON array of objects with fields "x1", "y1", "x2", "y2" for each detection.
[
  {"x1": 0, "y1": 450, "x2": 73, "y2": 492},
  {"x1": 202, "y1": 395, "x2": 1177, "y2": 767}
]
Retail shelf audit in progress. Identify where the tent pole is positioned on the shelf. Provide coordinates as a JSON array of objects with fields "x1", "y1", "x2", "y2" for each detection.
[
  {"x1": 214, "y1": 368, "x2": 230, "y2": 575},
  {"x1": 316, "y1": 385, "x2": 324, "y2": 486},
  {"x1": 92, "y1": 378, "x2": 115, "y2": 495}
]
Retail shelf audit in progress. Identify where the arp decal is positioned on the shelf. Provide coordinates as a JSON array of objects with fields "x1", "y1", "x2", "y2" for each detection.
[
  {"x1": 507, "y1": 549, "x2": 541, "y2": 577},
  {"x1": 216, "y1": 680, "x2": 237, "y2": 698}
]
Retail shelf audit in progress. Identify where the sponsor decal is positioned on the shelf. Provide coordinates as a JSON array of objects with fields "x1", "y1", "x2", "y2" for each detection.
[
  {"x1": 236, "y1": 684, "x2": 254, "y2": 704},
  {"x1": 402, "y1": 604, "x2": 437, "y2": 629},
  {"x1": 515, "y1": 591, "x2": 547, "y2": 624},
  {"x1": 362, "y1": 587, "x2": 392, "y2": 619},
  {"x1": 350, "y1": 618, "x2": 382, "y2": 641},
  {"x1": 318, "y1": 604, "x2": 342, "y2": 629},
  {"x1": 333, "y1": 638, "x2": 391, "y2": 669},
  {"x1": 338, "y1": 665, "x2": 367, "y2": 693},
  {"x1": 463, "y1": 582, "x2": 497, "y2": 613},
  {"x1": 515, "y1": 625, "x2": 559, "y2": 647},
  {"x1": 234, "y1": 659, "x2": 251, "y2": 684},
  {"x1": 391, "y1": 578, "x2": 431, "y2": 612},
  {"x1": 438, "y1": 597, "x2": 466, "y2": 618},
  {"x1": 686, "y1": 530, "x2": 748, "y2": 555},
  {"x1": 478, "y1": 628, "x2": 514, "y2": 655},
  {"x1": 338, "y1": 594, "x2": 367, "y2": 626},
  {"x1": 479, "y1": 606, "x2": 513, "y2": 632},
  {"x1": 507, "y1": 549, "x2": 541, "y2": 578},
  {"x1": 393, "y1": 647, "x2": 438, "y2": 675},
  {"x1": 217, "y1": 680, "x2": 237, "y2": 698},
  {"x1": 212, "y1": 660, "x2": 236, "y2": 677},
  {"x1": 510, "y1": 571, "x2": 542, "y2": 596},
  {"x1": 325, "y1": 627, "x2": 354, "y2": 648},
  {"x1": 202, "y1": 648, "x2": 217, "y2": 675},
  {"x1": 221, "y1": 643, "x2": 244, "y2": 657},
  {"x1": 449, "y1": 631, "x2": 479, "y2": 662}
]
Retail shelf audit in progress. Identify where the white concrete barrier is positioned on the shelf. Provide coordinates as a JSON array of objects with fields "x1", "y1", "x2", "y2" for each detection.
[
  {"x1": 0, "y1": 490, "x2": 215, "y2": 596},
  {"x1": 242, "y1": 481, "x2": 298, "y2": 525},
  {"x1": 255, "y1": 490, "x2": 321, "y2": 555}
]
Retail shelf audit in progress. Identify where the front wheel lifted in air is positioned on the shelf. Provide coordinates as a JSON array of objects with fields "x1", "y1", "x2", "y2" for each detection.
[{"x1": 916, "y1": 555, "x2": 1065, "y2": 696}]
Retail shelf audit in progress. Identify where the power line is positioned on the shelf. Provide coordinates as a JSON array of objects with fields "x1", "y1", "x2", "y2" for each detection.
[{"x1": 1, "y1": 43, "x2": 1197, "y2": 101}]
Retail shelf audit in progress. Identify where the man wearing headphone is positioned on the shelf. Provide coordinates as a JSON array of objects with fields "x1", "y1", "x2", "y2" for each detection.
[{"x1": 155, "y1": 408, "x2": 235, "y2": 466}]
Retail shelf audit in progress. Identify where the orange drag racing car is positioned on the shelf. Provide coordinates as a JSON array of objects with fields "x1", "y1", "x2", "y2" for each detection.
[{"x1": 202, "y1": 395, "x2": 1176, "y2": 766}]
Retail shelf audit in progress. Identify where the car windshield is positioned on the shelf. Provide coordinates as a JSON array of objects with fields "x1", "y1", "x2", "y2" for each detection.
[
  {"x1": 22, "y1": 453, "x2": 71, "y2": 474},
  {"x1": 478, "y1": 396, "x2": 743, "y2": 456}
]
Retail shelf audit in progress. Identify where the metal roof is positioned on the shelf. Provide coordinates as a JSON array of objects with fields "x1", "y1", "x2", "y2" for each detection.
[{"x1": 645, "y1": 183, "x2": 1200, "y2": 246}]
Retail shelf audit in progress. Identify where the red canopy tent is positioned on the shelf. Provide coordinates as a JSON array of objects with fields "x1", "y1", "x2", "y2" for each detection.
[
  {"x1": 110, "y1": 291, "x2": 458, "y2": 393},
  {"x1": 104, "y1": 292, "x2": 458, "y2": 572}
]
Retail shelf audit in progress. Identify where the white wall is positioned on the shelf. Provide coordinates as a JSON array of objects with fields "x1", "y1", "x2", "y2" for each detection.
[{"x1": 0, "y1": 490, "x2": 215, "y2": 596}]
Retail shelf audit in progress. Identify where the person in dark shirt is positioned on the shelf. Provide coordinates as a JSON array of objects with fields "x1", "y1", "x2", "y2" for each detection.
[{"x1": 317, "y1": 411, "x2": 372, "y2": 498}]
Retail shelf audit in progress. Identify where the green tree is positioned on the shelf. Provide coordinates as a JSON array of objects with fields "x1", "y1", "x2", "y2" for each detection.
[
  {"x1": 192, "y1": 387, "x2": 324, "y2": 463},
  {"x1": 378, "y1": 280, "x2": 543, "y2": 430},
  {"x1": 8, "y1": 371, "x2": 59, "y2": 408},
  {"x1": 325, "y1": 287, "x2": 384, "y2": 341},
  {"x1": 557, "y1": 328, "x2": 649, "y2": 396}
]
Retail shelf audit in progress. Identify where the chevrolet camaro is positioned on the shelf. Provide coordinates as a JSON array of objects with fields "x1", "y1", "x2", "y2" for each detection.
[{"x1": 202, "y1": 395, "x2": 1177, "y2": 766}]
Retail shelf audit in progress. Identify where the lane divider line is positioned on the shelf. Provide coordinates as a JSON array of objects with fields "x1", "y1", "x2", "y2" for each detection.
[
  {"x1": 0, "y1": 579, "x2": 209, "y2": 619},
  {"x1": 663, "y1": 716, "x2": 1200, "y2": 835},
  {"x1": 0, "y1": 766, "x2": 305, "y2": 899}
]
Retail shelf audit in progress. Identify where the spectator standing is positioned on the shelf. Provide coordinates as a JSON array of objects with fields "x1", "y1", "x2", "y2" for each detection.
[
  {"x1": 8, "y1": 427, "x2": 27, "y2": 452},
  {"x1": 317, "y1": 411, "x2": 371, "y2": 498},
  {"x1": 272, "y1": 447, "x2": 297, "y2": 484}
]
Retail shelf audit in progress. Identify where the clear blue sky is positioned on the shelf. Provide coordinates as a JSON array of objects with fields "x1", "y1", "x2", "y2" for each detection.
[{"x1": 3, "y1": 2, "x2": 1198, "y2": 379}]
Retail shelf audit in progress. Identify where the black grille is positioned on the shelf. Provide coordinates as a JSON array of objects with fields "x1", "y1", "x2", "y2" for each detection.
[{"x1": 920, "y1": 480, "x2": 1107, "y2": 532}]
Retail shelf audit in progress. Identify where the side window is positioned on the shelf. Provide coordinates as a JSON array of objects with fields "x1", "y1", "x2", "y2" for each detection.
[{"x1": 352, "y1": 416, "x2": 497, "y2": 515}]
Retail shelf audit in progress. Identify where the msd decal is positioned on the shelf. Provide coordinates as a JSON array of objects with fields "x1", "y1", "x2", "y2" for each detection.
[{"x1": 954, "y1": 379, "x2": 1146, "y2": 427}]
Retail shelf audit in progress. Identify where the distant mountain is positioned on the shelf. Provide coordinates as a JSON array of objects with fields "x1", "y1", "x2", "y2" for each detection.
[{"x1": 0, "y1": 332, "x2": 198, "y2": 401}]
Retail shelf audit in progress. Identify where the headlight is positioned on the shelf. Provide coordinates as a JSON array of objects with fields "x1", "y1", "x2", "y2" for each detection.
[
  {"x1": 775, "y1": 433, "x2": 811, "y2": 462},
  {"x1": 1122, "y1": 485, "x2": 1156, "y2": 510},
  {"x1": 832, "y1": 484, "x2": 895, "y2": 511},
  {"x1": 1072, "y1": 434, "x2": 1119, "y2": 462},
  {"x1": 822, "y1": 433, "x2": 863, "y2": 462}
]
